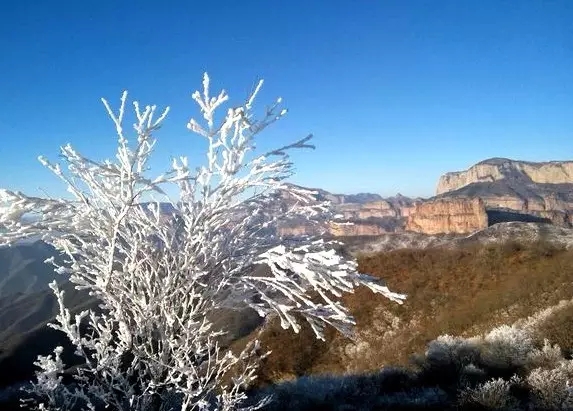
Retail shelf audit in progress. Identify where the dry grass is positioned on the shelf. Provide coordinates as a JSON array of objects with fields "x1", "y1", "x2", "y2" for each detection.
[
  {"x1": 237, "y1": 239, "x2": 573, "y2": 388},
  {"x1": 536, "y1": 303, "x2": 573, "y2": 358}
]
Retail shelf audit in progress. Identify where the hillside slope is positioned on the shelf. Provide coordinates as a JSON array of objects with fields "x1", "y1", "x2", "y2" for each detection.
[
  {"x1": 233, "y1": 236, "x2": 573, "y2": 387},
  {"x1": 0, "y1": 241, "x2": 64, "y2": 299}
]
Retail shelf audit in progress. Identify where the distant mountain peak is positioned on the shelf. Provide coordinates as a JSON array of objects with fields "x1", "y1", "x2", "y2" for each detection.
[
  {"x1": 475, "y1": 157, "x2": 515, "y2": 166},
  {"x1": 437, "y1": 158, "x2": 573, "y2": 196}
]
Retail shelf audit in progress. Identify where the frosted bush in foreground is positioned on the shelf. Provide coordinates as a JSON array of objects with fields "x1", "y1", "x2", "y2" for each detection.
[
  {"x1": 424, "y1": 334, "x2": 481, "y2": 370},
  {"x1": 0, "y1": 74, "x2": 405, "y2": 410},
  {"x1": 527, "y1": 362, "x2": 573, "y2": 410},
  {"x1": 526, "y1": 339, "x2": 564, "y2": 371},
  {"x1": 481, "y1": 325, "x2": 534, "y2": 369},
  {"x1": 458, "y1": 376, "x2": 520, "y2": 410},
  {"x1": 450, "y1": 324, "x2": 573, "y2": 410}
]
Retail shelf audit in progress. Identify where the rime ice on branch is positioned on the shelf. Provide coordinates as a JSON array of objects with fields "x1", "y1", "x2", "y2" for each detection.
[{"x1": 0, "y1": 73, "x2": 406, "y2": 411}]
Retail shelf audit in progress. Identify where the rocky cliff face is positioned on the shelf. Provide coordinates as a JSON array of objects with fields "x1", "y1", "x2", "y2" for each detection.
[
  {"x1": 432, "y1": 158, "x2": 573, "y2": 231},
  {"x1": 436, "y1": 158, "x2": 573, "y2": 195},
  {"x1": 406, "y1": 198, "x2": 488, "y2": 235}
]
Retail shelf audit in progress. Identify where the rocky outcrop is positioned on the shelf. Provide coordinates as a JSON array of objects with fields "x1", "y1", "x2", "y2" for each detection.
[
  {"x1": 437, "y1": 158, "x2": 573, "y2": 195},
  {"x1": 453, "y1": 221, "x2": 573, "y2": 249},
  {"x1": 276, "y1": 223, "x2": 324, "y2": 237},
  {"x1": 406, "y1": 198, "x2": 488, "y2": 234},
  {"x1": 431, "y1": 158, "x2": 573, "y2": 231},
  {"x1": 536, "y1": 210, "x2": 573, "y2": 227}
]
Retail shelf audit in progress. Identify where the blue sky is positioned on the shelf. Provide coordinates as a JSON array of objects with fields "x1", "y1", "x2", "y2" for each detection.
[{"x1": 1, "y1": 1, "x2": 571, "y2": 198}]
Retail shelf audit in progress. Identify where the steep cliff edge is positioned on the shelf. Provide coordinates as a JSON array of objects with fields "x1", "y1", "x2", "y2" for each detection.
[
  {"x1": 436, "y1": 158, "x2": 573, "y2": 195},
  {"x1": 406, "y1": 198, "x2": 488, "y2": 234}
]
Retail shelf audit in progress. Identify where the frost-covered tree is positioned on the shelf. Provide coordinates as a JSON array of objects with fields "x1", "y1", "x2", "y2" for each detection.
[{"x1": 0, "y1": 74, "x2": 406, "y2": 410}]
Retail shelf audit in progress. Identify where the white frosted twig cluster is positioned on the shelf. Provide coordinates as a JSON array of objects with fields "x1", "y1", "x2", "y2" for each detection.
[{"x1": 0, "y1": 73, "x2": 405, "y2": 410}]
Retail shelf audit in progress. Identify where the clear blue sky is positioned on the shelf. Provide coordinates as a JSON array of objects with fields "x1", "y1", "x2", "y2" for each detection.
[{"x1": 1, "y1": 1, "x2": 571, "y2": 198}]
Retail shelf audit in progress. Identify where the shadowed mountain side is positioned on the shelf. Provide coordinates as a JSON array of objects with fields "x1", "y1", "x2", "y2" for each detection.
[
  {"x1": 0, "y1": 241, "x2": 64, "y2": 299},
  {"x1": 0, "y1": 281, "x2": 96, "y2": 388},
  {"x1": 487, "y1": 209, "x2": 551, "y2": 225},
  {"x1": 0, "y1": 271, "x2": 266, "y2": 391}
]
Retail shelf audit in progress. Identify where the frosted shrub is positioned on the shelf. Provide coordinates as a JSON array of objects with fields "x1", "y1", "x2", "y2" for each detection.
[
  {"x1": 19, "y1": 346, "x2": 85, "y2": 410},
  {"x1": 526, "y1": 339, "x2": 564, "y2": 371},
  {"x1": 459, "y1": 363, "x2": 488, "y2": 388},
  {"x1": 515, "y1": 299, "x2": 573, "y2": 332},
  {"x1": 458, "y1": 376, "x2": 519, "y2": 410},
  {"x1": 0, "y1": 74, "x2": 405, "y2": 410},
  {"x1": 527, "y1": 362, "x2": 573, "y2": 410},
  {"x1": 424, "y1": 334, "x2": 481, "y2": 370},
  {"x1": 481, "y1": 325, "x2": 535, "y2": 369}
]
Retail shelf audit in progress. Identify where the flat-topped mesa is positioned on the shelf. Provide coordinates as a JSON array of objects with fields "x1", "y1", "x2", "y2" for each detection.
[
  {"x1": 406, "y1": 198, "x2": 488, "y2": 235},
  {"x1": 436, "y1": 158, "x2": 573, "y2": 195}
]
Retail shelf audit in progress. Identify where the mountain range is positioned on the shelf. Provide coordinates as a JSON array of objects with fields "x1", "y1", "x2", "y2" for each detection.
[{"x1": 279, "y1": 157, "x2": 573, "y2": 237}]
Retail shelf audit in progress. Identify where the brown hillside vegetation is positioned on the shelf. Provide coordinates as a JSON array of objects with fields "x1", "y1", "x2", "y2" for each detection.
[{"x1": 237, "y1": 240, "x2": 573, "y2": 387}]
